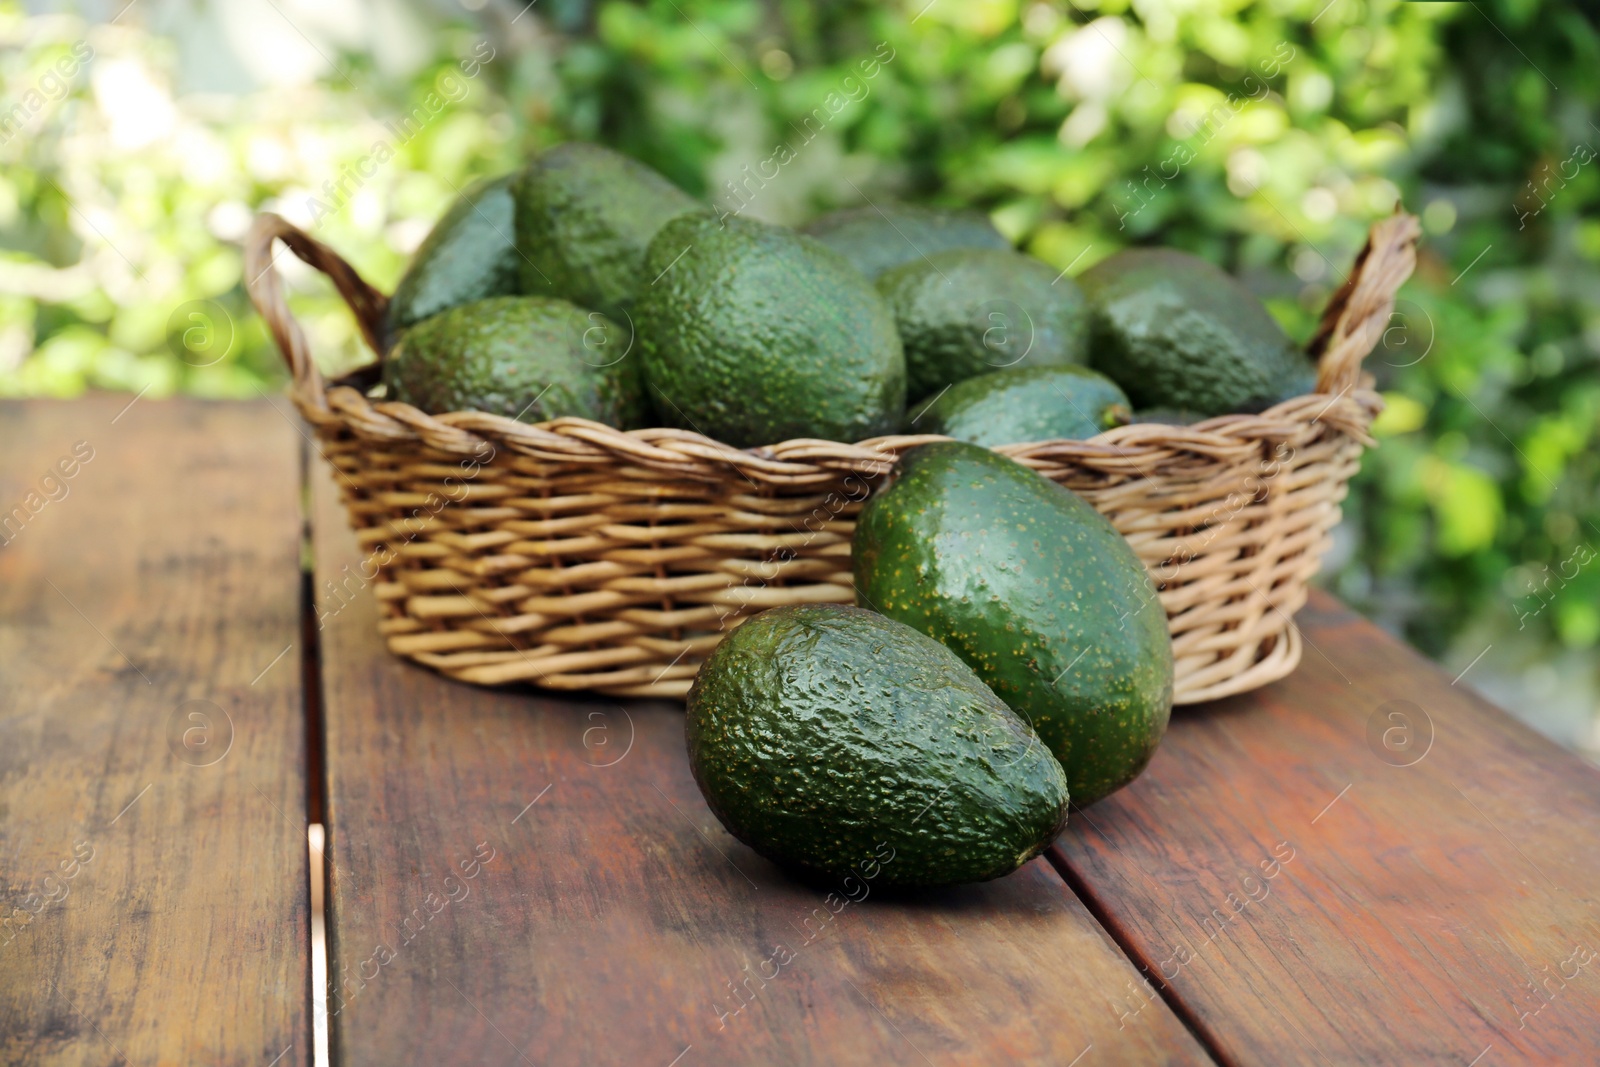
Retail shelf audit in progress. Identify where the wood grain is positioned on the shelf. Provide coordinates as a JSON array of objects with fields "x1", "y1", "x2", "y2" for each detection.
[
  {"x1": 0, "y1": 397, "x2": 310, "y2": 1066},
  {"x1": 310, "y1": 458, "x2": 1213, "y2": 1066},
  {"x1": 1052, "y1": 591, "x2": 1600, "y2": 1065}
]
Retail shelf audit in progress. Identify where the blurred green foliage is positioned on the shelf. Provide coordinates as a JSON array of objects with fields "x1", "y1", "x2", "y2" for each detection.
[{"x1": 2, "y1": 0, "x2": 1597, "y2": 664}]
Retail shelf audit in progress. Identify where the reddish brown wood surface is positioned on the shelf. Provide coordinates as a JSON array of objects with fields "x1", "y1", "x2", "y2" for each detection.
[
  {"x1": 0, "y1": 398, "x2": 311, "y2": 1066},
  {"x1": 1052, "y1": 591, "x2": 1600, "y2": 1065},
  {"x1": 310, "y1": 458, "x2": 1212, "y2": 1066}
]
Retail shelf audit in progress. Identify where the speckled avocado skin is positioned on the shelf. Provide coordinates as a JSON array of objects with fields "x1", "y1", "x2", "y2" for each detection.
[
  {"x1": 635, "y1": 213, "x2": 906, "y2": 447},
  {"x1": 878, "y1": 248, "x2": 1092, "y2": 403},
  {"x1": 686, "y1": 604, "x2": 1070, "y2": 887},
  {"x1": 513, "y1": 143, "x2": 702, "y2": 321},
  {"x1": 386, "y1": 174, "x2": 522, "y2": 336},
  {"x1": 916, "y1": 364, "x2": 1130, "y2": 446},
  {"x1": 1079, "y1": 247, "x2": 1315, "y2": 417},
  {"x1": 1132, "y1": 406, "x2": 1205, "y2": 426},
  {"x1": 383, "y1": 295, "x2": 646, "y2": 427},
  {"x1": 801, "y1": 203, "x2": 1010, "y2": 280},
  {"x1": 853, "y1": 442, "x2": 1174, "y2": 807}
]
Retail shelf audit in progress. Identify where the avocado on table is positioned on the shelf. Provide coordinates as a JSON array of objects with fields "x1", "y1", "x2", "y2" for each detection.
[
  {"x1": 801, "y1": 203, "x2": 1010, "y2": 280},
  {"x1": 634, "y1": 213, "x2": 905, "y2": 447},
  {"x1": 686, "y1": 603, "x2": 1070, "y2": 888},
  {"x1": 513, "y1": 142, "x2": 702, "y2": 322},
  {"x1": 854, "y1": 442, "x2": 1173, "y2": 807},
  {"x1": 878, "y1": 248, "x2": 1092, "y2": 404},
  {"x1": 382, "y1": 295, "x2": 646, "y2": 427},
  {"x1": 386, "y1": 174, "x2": 522, "y2": 336},
  {"x1": 1078, "y1": 247, "x2": 1316, "y2": 417},
  {"x1": 914, "y1": 365, "x2": 1130, "y2": 446}
]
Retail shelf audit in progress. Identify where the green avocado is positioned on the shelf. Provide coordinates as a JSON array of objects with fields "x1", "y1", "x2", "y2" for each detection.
[
  {"x1": 386, "y1": 174, "x2": 522, "y2": 336},
  {"x1": 1133, "y1": 406, "x2": 1205, "y2": 426},
  {"x1": 877, "y1": 248, "x2": 1092, "y2": 403},
  {"x1": 914, "y1": 365, "x2": 1130, "y2": 446},
  {"x1": 382, "y1": 295, "x2": 645, "y2": 427},
  {"x1": 801, "y1": 203, "x2": 1010, "y2": 280},
  {"x1": 854, "y1": 442, "x2": 1173, "y2": 807},
  {"x1": 686, "y1": 603, "x2": 1070, "y2": 887},
  {"x1": 635, "y1": 213, "x2": 905, "y2": 447},
  {"x1": 1078, "y1": 248, "x2": 1316, "y2": 417},
  {"x1": 513, "y1": 143, "x2": 702, "y2": 322}
]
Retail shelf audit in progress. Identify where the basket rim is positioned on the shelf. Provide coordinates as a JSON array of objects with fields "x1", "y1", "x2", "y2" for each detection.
[{"x1": 243, "y1": 206, "x2": 1419, "y2": 485}]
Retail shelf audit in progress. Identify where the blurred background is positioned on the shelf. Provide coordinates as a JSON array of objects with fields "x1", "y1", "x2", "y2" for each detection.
[{"x1": 3, "y1": 0, "x2": 1597, "y2": 757}]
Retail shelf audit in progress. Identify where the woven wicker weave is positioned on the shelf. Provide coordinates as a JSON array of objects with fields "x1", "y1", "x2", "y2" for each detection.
[{"x1": 244, "y1": 209, "x2": 1419, "y2": 703}]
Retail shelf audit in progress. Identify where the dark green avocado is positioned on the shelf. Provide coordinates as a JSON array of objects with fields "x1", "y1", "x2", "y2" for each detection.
[
  {"x1": 853, "y1": 442, "x2": 1173, "y2": 807},
  {"x1": 513, "y1": 143, "x2": 702, "y2": 321},
  {"x1": 914, "y1": 365, "x2": 1130, "y2": 446},
  {"x1": 685, "y1": 603, "x2": 1070, "y2": 887},
  {"x1": 634, "y1": 213, "x2": 905, "y2": 447},
  {"x1": 877, "y1": 248, "x2": 1092, "y2": 403},
  {"x1": 1132, "y1": 406, "x2": 1205, "y2": 426},
  {"x1": 386, "y1": 174, "x2": 521, "y2": 336},
  {"x1": 801, "y1": 203, "x2": 1010, "y2": 280},
  {"x1": 1078, "y1": 247, "x2": 1315, "y2": 416},
  {"x1": 383, "y1": 295, "x2": 646, "y2": 427}
]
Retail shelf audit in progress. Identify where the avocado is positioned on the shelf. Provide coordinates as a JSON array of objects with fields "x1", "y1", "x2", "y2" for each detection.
[
  {"x1": 1078, "y1": 248, "x2": 1315, "y2": 416},
  {"x1": 383, "y1": 295, "x2": 645, "y2": 427},
  {"x1": 877, "y1": 248, "x2": 1092, "y2": 403},
  {"x1": 635, "y1": 213, "x2": 905, "y2": 447},
  {"x1": 914, "y1": 365, "x2": 1130, "y2": 446},
  {"x1": 801, "y1": 203, "x2": 1010, "y2": 280},
  {"x1": 386, "y1": 174, "x2": 522, "y2": 336},
  {"x1": 686, "y1": 603, "x2": 1070, "y2": 887},
  {"x1": 1133, "y1": 407, "x2": 1204, "y2": 426},
  {"x1": 513, "y1": 143, "x2": 702, "y2": 322},
  {"x1": 853, "y1": 442, "x2": 1173, "y2": 806}
]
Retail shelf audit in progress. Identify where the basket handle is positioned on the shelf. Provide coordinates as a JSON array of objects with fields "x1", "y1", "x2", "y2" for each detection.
[
  {"x1": 244, "y1": 213, "x2": 390, "y2": 413},
  {"x1": 1308, "y1": 208, "x2": 1422, "y2": 395},
  {"x1": 244, "y1": 208, "x2": 1419, "y2": 409}
]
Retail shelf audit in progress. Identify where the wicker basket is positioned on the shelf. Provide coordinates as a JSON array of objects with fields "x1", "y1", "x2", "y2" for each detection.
[{"x1": 244, "y1": 210, "x2": 1419, "y2": 704}]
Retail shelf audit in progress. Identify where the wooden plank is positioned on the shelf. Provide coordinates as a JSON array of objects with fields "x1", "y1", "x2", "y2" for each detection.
[
  {"x1": 1051, "y1": 591, "x2": 1600, "y2": 1065},
  {"x1": 0, "y1": 397, "x2": 311, "y2": 1066},
  {"x1": 310, "y1": 459, "x2": 1212, "y2": 1066}
]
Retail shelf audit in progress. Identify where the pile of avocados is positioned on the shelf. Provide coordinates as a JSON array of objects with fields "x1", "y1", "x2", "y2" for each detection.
[{"x1": 384, "y1": 142, "x2": 1318, "y2": 890}]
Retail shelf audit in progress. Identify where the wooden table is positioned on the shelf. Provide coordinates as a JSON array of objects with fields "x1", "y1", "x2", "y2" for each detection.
[{"x1": 5, "y1": 396, "x2": 1600, "y2": 1066}]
